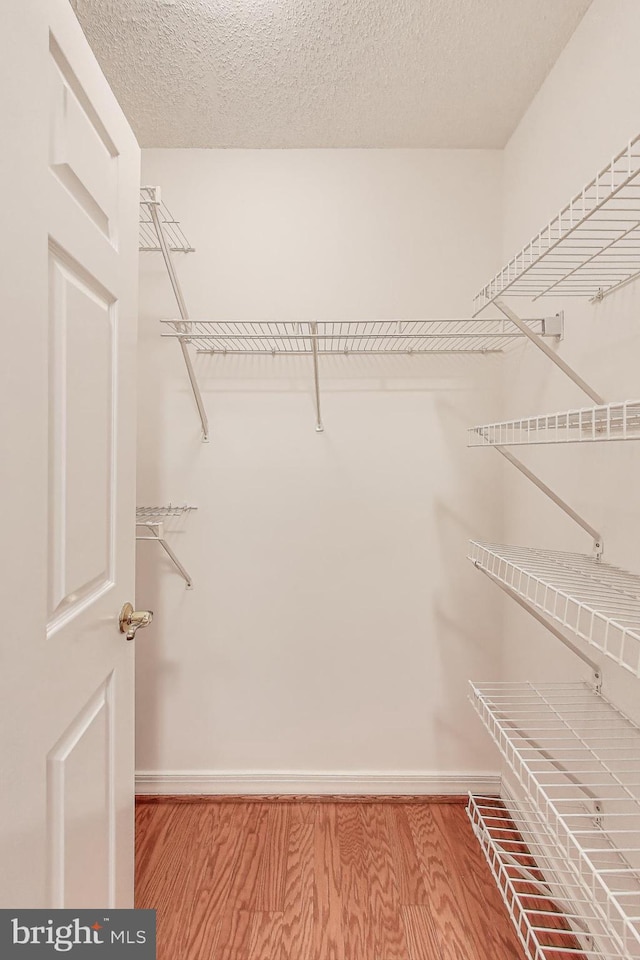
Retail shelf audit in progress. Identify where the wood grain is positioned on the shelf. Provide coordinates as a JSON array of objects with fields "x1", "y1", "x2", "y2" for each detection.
[
  {"x1": 359, "y1": 804, "x2": 409, "y2": 960},
  {"x1": 313, "y1": 803, "x2": 345, "y2": 960},
  {"x1": 385, "y1": 805, "x2": 429, "y2": 905},
  {"x1": 135, "y1": 797, "x2": 528, "y2": 960},
  {"x1": 281, "y1": 822, "x2": 315, "y2": 958}
]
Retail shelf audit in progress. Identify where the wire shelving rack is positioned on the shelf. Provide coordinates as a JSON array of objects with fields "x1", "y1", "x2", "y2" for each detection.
[
  {"x1": 469, "y1": 542, "x2": 640, "y2": 677},
  {"x1": 469, "y1": 400, "x2": 640, "y2": 446},
  {"x1": 160, "y1": 317, "x2": 557, "y2": 355},
  {"x1": 474, "y1": 135, "x2": 640, "y2": 314},
  {"x1": 136, "y1": 505, "x2": 197, "y2": 588},
  {"x1": 469, "y1": 682, "x2": 640, "y2": 956},
  {"x1": 139, "y1": 186, "x2": 194, "y2": 254},
  {"x1": 467, "y1": 794, "x2": 636, "y2": 960}
]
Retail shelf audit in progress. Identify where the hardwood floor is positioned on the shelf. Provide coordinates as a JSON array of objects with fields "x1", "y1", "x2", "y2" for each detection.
[{"x1": 135, "y1": 797, "x2": 527, "y2": 960}]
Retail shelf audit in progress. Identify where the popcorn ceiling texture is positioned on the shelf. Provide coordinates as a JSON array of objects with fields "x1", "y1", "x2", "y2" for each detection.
[{"x1": 71, "y1": 0, "x2": 591, "y2": 148}]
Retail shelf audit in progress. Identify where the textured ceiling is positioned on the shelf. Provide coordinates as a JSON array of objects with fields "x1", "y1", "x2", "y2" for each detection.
[{"x1": 71, "y1": 0, "x2": 592, "y2": 149}]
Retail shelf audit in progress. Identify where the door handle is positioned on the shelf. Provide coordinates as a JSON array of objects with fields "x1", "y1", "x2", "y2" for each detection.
[{"x1": 119, "y1": 602, "x2": 153, "y2": 641}]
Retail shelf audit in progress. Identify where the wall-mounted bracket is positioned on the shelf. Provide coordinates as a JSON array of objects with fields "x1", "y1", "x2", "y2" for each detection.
[
  {"x1": 141, "y1": 187, "x2": 210, "y2": 442},
  {"x1": 476, "y1": 562, "x2": 602, "y2": 683},
  {"x1": 542, "y1": 312, "x2": 564, "y2": 339},
  {"x1": 136, "y1": 506, "x2": 197, "y2": 589},
  {"x1": 495, "y1": 299, "x2": 604, "y2": 405},
  {"x1": 495, "y1": 445, "x2": 604, "y2": 558}
]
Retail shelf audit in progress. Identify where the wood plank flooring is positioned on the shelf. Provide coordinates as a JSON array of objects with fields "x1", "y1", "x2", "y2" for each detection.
[{"x1": 135, "y1": 798, "x2": 526, "y2": 960}]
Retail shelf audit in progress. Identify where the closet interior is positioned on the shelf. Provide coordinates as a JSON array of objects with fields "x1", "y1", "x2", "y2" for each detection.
[{"x1": 136, "y1": 127, "x2": 640, "y2": 960}]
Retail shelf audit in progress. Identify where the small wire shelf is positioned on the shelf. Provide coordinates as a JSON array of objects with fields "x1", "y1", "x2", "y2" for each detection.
[
  {"x1": 139, "y1": 186, "x2": 194, "y2": 254},
  {"x1": 469, "y1": 542, "x2": 640, "y2": 677},
  {"x1": 474, "y1": 134, "x2": 640, "y2": 313},
  {"x1": 469, "y1": 400, "x2": 640, "y2": 446},
  {"x1": 468, "y1": 794, "x2": 635, "y2": 959},
  {"x1": 470, "y1": 682, "x2": 640, "y2": 956},
  {"x1": 136, "y1": 505, "x2": 197, "y2": 588},
  {"x1": 159, "y1": 317, "x2": 556, "y2": 355},
  {"x1": 136, "y1": 505, "x2": 197, "y2": 524}
]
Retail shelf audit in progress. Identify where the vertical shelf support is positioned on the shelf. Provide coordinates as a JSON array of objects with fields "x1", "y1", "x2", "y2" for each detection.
[
  {"x1": 144, "y1": 190, "x2": 210, "y2": 442},
  {"x1": 310, "y1": 321, "x2": 324, "y2": 432}
]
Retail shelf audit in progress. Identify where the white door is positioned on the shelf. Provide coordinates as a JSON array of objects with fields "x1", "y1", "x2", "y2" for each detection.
[{"x1": 0, "y1": 1, "x2": 140, "y2": 908}]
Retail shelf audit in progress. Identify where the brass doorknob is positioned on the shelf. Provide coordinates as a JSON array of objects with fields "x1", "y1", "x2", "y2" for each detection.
[{"x1": 119, "y1": 602, "x2": 153, "y2": 641}]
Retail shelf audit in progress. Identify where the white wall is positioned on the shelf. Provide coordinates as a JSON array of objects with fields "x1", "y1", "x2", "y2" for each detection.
[
  {"x1": 497, "y1": 0, "x2": 640, "y2": 720},
  {"x1": 135, "y1": 148, "x2": 506, "y2": 793}
]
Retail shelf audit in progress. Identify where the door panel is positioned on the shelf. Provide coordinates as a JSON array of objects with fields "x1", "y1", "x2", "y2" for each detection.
[
  {"x1": 49, "y1": 34, "x2": 118, "y2": 242},
  {"x1": 48, "y1": 246, "x2": 115, "y2": 629},
  {"x1": 0, "y1": 0, "x2": 139, "y2": 909},
  {"x1": 47, "y1": 675, "x2": 114, "y2": 909}
]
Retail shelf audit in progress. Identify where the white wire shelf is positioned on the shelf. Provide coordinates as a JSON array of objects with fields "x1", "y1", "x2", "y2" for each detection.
[
  {"x1": 469, "y1": 400, "x2": 640, "y2": 446},
  {"x1": 470, "y1": 682, "x2": 640, "y2": 956},
  {"x1": 136, "y1": 505, "x2": 197, "y2": 588},
  {"x1": 469, "y1": 541, "x2": 640, "y2": 678},
  {"x1": 468, "y1": 794, "x2": 636, "y2": 959},
  {"x1": 474, "y1": 134, "x2": 640, "y2": 313},
  {"x1": 139, "y1": 186, "x2": 194, "y2": 254},
  {"x1": 136, "y1": 504, "x2": 197, "y2": 524},
  {"x1": 159, "y1": 317, "x2": 558, "y2": 355}
]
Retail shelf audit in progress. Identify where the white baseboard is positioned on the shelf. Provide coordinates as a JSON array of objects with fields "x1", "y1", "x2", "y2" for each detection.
[{"x1": 135, "y1": 770, "x2": 501, "y2": 796}]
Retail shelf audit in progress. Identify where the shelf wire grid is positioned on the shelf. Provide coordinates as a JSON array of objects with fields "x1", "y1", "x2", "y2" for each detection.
[
  {"x1": 139, "y1": 187, "x2": 194, "y2": 253},
  {"x1": 469, "y1": 400, "x2": 640, "y2": 446},
  {"x1": 468, "y1": 794, "x2": 637, "y2": 959},
  {"x1": 470, "y1": 682, "x2": 640, "y2": 955},
  {"x1": 159, "y1": 318, "x2": 553, "y2": 355},
  {"x1": 469, "y1": 542, "x2": 640, "y2": 677},
  {"x1": 474, "y1": 134, "x2": 640, "y2": 313},
  {"x1": 136, "y1": 505, "x2": 197, "y2": 526}
]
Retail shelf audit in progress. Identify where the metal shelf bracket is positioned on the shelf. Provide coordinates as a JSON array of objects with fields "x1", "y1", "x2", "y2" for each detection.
[
  {"x1": 495, "y1": 300, "x2": 604, "y2": 405},
  {"x1": 136, "y1": 506, "x2": 197, "y2": 589},
  {"x1": 310, "y1": 321, "x2": 324, "y2": 432},
  {"x1": 140, "y1": 187, "x2": 210, "y2": 442},
  {"x1": 487, "y1": 299, "x2": 605, "y2": 557},
  {"x1": 495, "y1": 445, "x2": 604, "y2": 558},
  {"x1": 476, "y1": 562, "x2": 602, "y2": 684}
]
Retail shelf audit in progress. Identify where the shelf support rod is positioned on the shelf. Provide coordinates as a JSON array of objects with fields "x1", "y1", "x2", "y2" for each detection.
[
  {"x1": 495, "y1": 299, "x2": 605, "y2": 405},
  {"x1": 310, "y1": 321, "x2": 324, "y2": 432},
  {"x1": 141, "y1": 525, "x2": 193, "y2": 589},
  {"x1": 146, "y1": 195, "x2": 210, "y2": 442},
  {"x1": 476, "y1": 563, "x2": 602, "y2": 686},
  {"x1": 495, "y1": 445, "x2": 603, "y2": 558}
]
